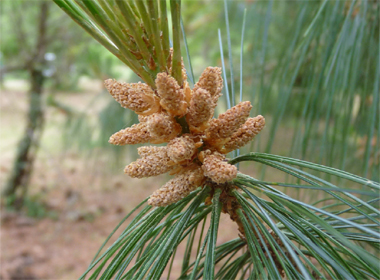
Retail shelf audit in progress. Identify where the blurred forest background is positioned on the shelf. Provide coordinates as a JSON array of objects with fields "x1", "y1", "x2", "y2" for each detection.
[{"x1": 1, "y1": 0, "x2": 379, "y2": 279}]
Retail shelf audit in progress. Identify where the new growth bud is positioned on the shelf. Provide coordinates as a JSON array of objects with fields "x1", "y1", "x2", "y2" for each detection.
[
  {"x1": 124, "y1": 146, "x2": 173, "y2": 178},
  {"x1": 148, "y1": 165, "x2": 204, "y2": 207},
  {"x1": 146, "y1": 112, "x2": 182, "y2": 144},
  {"x1": 167, "y1": 135, "x2": 197, "y2": 163},
  {"x1": 104, "y1": 79, "x2": 160, "y2": 115},
  {"x1": 223, "y1": 115, "x2": 265, "y2": 153},
  {"x1": 155, "y1": 73, "x2": 187, "y2": 116},
  {"x1": 202, "y1": 152, "x2": 238, "y2": 184},
  {"x1": 193, "y1": 67, "x2": 223, "y2": 104},
  {"x1": 206, "y1": 101, "x2": 252, "y2": 148},
  {"x1": 187, "y1": 88, "x2": 214, "y2": 134},
  {"x1": 109, "y1": 123, "x2": 151, "y2": 145}
]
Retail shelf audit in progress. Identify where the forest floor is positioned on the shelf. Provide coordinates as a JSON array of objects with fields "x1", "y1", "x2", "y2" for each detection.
[{"x1": 0, "y1": 80, "x2": 249, "y2": 280}]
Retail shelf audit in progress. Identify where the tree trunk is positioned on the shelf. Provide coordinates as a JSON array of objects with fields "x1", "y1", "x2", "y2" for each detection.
[
  {"x1": 3, "y1": 2, "x2": 49, "y2": 208},
  {"x1": 3, "y1": 69, "x2": 45, "y2": 208}
]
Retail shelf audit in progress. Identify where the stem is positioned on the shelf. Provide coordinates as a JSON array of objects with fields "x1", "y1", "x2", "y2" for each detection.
[
  {"x1": 175, "y1": 116, "x2": 190, "y2": 134},
  {"x1": 160, "y1": 0, "x2": 170, "y2": 69},
  {"x1": 147, "y1": 0, "x2": 166, "y2": 72}
]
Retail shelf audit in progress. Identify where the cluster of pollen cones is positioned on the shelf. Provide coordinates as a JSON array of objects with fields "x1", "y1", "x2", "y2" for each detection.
[{"x1": 105, "y1": 65, "x2": 265, "y2": 207}]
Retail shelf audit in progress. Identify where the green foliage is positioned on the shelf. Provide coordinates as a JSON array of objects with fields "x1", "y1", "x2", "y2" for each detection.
[
  {"x1": 79, "y1": 153, "x2": 379, "y2": 279},
  {"x1": 54, "y1": 0, "x2": 183, "y2": 87},
  {"x1": 57, "y1": 1, "x2": 378, "y2": 180},
  {"x1": 51, "y1": 0, "x2": 379, "y2": 279},
  {"x1": 186, "y1": 0, "x2": 379, "y2": 179}
]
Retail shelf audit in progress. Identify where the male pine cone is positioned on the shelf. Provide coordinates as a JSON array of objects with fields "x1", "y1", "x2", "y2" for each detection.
[{"x1": 105, "y1": 66, "x2": 265, "y2": 207}]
